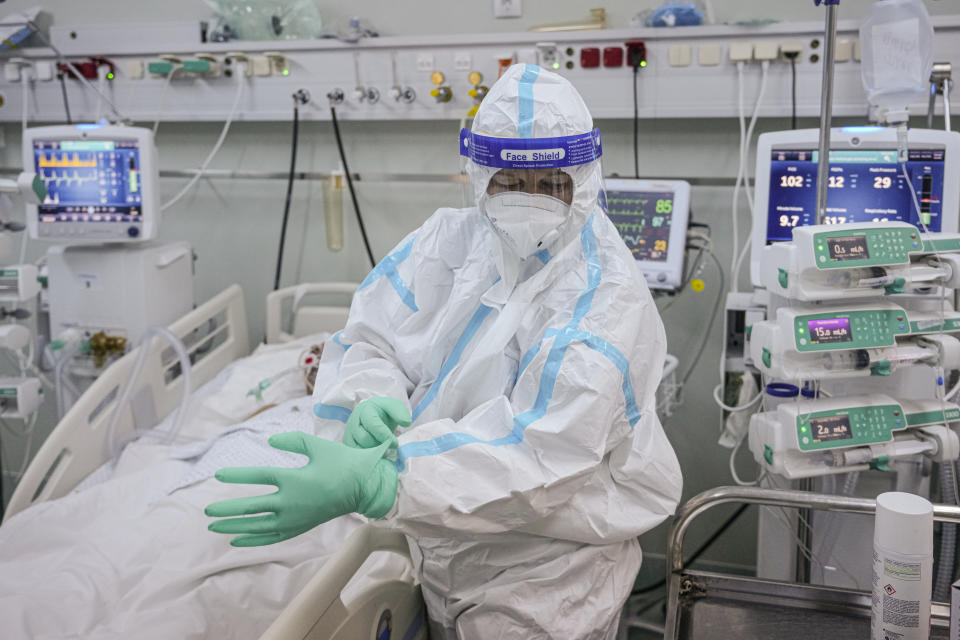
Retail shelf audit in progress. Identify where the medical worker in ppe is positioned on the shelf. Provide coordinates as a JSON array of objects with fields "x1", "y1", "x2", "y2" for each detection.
[{"x1": 206, "y1": 63, "x2": 683, "y2": 639}]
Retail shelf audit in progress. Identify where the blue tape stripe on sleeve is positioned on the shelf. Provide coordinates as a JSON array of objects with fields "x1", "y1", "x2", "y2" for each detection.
[
  {"x1": 331, "y1": 331, "x2": 351, "y2": 350},
  {"x1": 397, "y1": 334, "x2": 574, "y2": 471},
  {"x1": 357, "y1": 238, "x2": 418, "y2": 312},
  {"x1": 314, "y1": 403, "x2": 351, "y2": 423},
  {"x1": 412, "y1": 303, "x2": 494, "y2": 421},
  {"x1": 567, "y1": 329, "x2": 642, "y2": 427},
  {"x1": 517, "y1": 64, "x2": 541, "y2": 138},
  {"x1": 534, "y1": 248, "x2": 552, "y2": 264}
]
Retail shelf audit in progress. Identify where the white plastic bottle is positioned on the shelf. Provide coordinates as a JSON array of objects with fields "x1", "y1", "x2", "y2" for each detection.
[
  {"x1": 872, "y1": 492, "x2": 933, "y2": 640},
  {"x1": 859, "y1": 0, "x2": 934, "y2": 122}
]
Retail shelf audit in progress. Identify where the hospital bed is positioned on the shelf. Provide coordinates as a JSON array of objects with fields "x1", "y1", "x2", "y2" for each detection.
[{"x1": 5, "y1": 282, "x2": 427, "y2": 640}]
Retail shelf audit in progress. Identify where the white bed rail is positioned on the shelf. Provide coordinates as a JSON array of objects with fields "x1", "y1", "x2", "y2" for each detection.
[
  {"x1": 260, "y1": 525, "x2": 426, "y2": 640},
  {"x1": 4, "y1": 285, "x2": 250, "y2": 521},
  {"x1": 266, "y1": 282, "x2": 358, "y2": 344}
]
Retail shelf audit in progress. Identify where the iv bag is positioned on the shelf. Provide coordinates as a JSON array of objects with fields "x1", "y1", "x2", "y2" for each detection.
[{"x1": 859, "y1": 0, "x2": 934, "y2": 115}]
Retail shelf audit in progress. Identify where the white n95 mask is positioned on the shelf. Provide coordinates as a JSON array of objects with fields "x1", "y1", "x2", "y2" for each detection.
[{"x1": 481, "y1": 192, "x2": 570, "y2": 258}]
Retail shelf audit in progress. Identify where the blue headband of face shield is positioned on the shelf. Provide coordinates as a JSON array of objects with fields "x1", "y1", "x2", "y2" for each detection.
[{"x1": 459, "y1": 128, "x2": 603, "y2": 170}]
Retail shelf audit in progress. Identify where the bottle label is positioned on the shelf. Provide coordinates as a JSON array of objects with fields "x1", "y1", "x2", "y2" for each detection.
[{"x1": 872, "y1": 549, "x2": 928, "y2": 639}]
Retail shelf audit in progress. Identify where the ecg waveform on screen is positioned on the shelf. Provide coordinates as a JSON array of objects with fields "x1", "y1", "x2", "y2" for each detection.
[
  {"x1": 619, "y1": 234, "x2": 646, "y2": 247},
  {"x1": 37, "y1": 152, "x2": 98, "y2": 168},
  {"x1": 606, "y1": 197, "x2": 649, "y2": 207},
  {"x1": 615, "y1": 221, "x2": 647, "y2": 233}
]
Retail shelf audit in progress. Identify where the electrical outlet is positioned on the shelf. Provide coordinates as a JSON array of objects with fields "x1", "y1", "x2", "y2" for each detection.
[{"x1": 493, "y1": 0, "x2": 522, "y2": 19}]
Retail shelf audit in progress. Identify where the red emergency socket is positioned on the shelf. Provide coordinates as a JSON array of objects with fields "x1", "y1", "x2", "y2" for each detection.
[
  {"x1": 603, "y1": 47, "x2": 624, "y2": 67},
  {"x1": 579, "y1": 47, "x2": 601, "y2": 68}
]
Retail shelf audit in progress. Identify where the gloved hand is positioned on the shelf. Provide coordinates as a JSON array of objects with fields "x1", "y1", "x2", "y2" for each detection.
[
  {"x1": 205, "y1": 431, "x2": 398, "y2": 547},
  {"x1": 343, "y1": 397, "x2": 411, "y2": 450}
]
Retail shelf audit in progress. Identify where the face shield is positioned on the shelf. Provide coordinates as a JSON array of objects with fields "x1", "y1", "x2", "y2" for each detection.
[{"x1": 460, "y1": 126, "x2": 603, "y2": 259}]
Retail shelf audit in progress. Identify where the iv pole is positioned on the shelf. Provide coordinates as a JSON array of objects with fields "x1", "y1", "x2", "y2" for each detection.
[{"x1": 814, "y1": 0, "x2": 840, "y2": 226}]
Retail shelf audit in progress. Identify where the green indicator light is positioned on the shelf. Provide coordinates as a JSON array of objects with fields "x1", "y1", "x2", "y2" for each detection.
[
  {"x1": 801, "y1": 426, "x2": 808, "y2": 432},
  {"x1": 282, "y1": 69, "x2": 290, "y2": 76},
  {"x1": 640, "y1": 60, "x2": 647, "y2": 67},
  {"x1": 798, "y1": 328, "x2": 805, "y2": 333},
  {"x1": 552, "y1": 62, "x2": 560, "y2": 69},
  {"x1": 106, "y1": 72, "x2": 115, "y2": 80}
]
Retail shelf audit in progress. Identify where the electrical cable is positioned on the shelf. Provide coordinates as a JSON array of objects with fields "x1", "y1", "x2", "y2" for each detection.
[
  {"x1": 633, "y1": 65, "x2": 640, "y2": 179},
  {"x1": 160, "y1": 67, "x2": 246, "y2": 212},
  {"x1": 790, "y1": 57, "x2": 798, "y2": 130},
  {"x1": 20, "y1": 71, "x2": 29, "y2": 136},
  {"x1": 26, "y1": 21, "x2": 126, "y2": 121},
  {"x1": 729, "y1": 434, "x2": 762, "y2": 485},
  {"x1": 58, "y1": 73, "x2": 72, "y2": 123},
  {"x1": 274, "y1": 99, "x2": 300, "y2": 291},
  {"x1": 681, "y1": 250, "x2": 725, "y2": 386},
  {"x1": 631, "y1": 503, "x2": 751, "y2": 595},
  {"x1": 152, "y1": 68, "x2": 178, "y2": 135},
  {"x1": 730, "y1": 61, "x2": 770, "y2": 292},
  {"x1": 330, "y1": 105, "x2": 376, "y2": 268}
]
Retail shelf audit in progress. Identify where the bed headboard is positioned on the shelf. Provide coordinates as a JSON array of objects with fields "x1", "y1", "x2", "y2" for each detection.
[
  {"x1": 4, "y1": 285, "x2": 250, "y2": 521},
  {"x1": 265, "y1": 282, "x2": 358, "y2": 344}
]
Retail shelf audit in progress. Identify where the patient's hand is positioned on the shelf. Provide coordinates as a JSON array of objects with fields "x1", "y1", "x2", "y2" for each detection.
[{"x1": 342, "y1": 397, "x2": 411, "y2": 450}]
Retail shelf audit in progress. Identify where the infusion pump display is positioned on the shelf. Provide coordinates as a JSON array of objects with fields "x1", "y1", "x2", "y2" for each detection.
[
  {"x1": 604, "y1": 178, "x2": 690, "y2": 290},
  {"x1": 766, "y1": 148, "x2": 946, "y2": 242},
  {"x1": 24, "y1": 125, "x2": 159, "y2": 242}
]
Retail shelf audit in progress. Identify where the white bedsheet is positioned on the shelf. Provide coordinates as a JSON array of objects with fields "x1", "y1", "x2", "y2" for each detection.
[{"x1": 0, "y1": 337, "x2": 405, "y2": 640}]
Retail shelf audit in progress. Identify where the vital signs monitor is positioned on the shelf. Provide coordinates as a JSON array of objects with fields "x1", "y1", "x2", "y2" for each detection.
[
  {"x1": 750, "y1": 127, "x2": 960, "y2": 286},
  {"x1": 604, "y1": 178, "x2": 690, "y2": 290},
  {"x1": 24, "y1": 125, "x2": 159, "y2": 242}
]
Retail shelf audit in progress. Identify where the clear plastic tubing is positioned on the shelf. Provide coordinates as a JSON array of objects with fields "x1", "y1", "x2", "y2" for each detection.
[{"x1": 105, "y1": 326, "x2": 193, "y2": 462}]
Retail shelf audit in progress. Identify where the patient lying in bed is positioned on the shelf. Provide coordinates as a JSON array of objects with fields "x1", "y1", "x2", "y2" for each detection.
[{"x1": 0, "y1": 336, "x2": 387, "y2": 640}]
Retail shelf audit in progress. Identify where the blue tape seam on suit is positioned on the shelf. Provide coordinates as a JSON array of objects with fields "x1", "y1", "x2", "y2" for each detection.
[
  {"x1": 358, "y1": 238, "x2": 418, "y2": 312},
  {"x1": 314, "y1": 403, "x2": 351, "y2": 423},
  {"x1": 517, "y1": 64, "x2": 540, "y2": 138}
]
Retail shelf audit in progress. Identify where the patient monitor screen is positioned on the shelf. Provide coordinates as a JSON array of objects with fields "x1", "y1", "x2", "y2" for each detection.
[
  {"x1": 33, "y1": 139, "x2": 143, "y2": 221},
  {"x1": 607, "y1": 189, "x2": 675, "y2": 262},
  {"x1": 766, "y1": 148, "x2": 946, "y2": 242}
]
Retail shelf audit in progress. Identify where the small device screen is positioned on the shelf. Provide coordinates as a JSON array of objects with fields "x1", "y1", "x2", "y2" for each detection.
[
  {"x1": 766, "y1": 148, "x2": 945, "y2": 242},
  {"x1": 607, "y1": 190, "x2": 675, "y2": 262},
  {"x1": 827, "y1": 235, "x2": 870, "y2": 261},
  {"x1": 807, "y1": 317, "x2": 854, "y2": 344},
  {"x1": 809, "y1": 415, "x2": 853, "y2": 442},
  {"x1": 34, "y1": 139, "x2": 142, "y2": 222}
]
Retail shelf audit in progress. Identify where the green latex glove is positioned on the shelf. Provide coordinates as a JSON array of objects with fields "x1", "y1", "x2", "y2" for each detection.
[
  {"x1": 205, "y1": 432, "x2": 398, "y2": 547},
  {"x1": 343, "y1": 397, "x2": 412, "y2": 450}
]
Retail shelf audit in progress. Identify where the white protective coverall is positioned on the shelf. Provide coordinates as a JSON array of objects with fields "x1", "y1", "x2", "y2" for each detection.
[{"x1": 314, "y1": 63, "x2": 683, "y2": 639}]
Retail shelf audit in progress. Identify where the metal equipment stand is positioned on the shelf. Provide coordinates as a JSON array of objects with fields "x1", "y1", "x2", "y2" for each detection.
[{"x1": 664, "y1": 486, "x2": 960, "y2": 639}]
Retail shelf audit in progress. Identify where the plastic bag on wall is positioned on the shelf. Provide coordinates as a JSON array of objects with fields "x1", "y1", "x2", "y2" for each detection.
[
  {"x1": 631, "y1": 2, "x2": 705, "y2": 28},
  {"x1": 204, "y1": 0, "x2": 324, "y2": 41}
]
